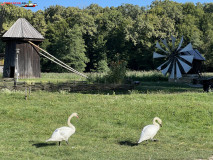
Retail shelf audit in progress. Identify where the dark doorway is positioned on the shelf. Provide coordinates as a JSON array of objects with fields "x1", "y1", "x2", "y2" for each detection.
[{"x1": 10, "y1": 66, "x2": 15, "y2": 78}]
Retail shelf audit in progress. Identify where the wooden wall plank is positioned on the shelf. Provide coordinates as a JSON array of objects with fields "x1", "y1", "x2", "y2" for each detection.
[{"x1": 3, "y1": 40, "x2": 41, "y2": 78}]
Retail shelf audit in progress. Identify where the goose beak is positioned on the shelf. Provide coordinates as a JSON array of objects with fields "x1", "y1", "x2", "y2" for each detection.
[{"x1": 76, "y1": 115, "x2": 79, "y2": 118}]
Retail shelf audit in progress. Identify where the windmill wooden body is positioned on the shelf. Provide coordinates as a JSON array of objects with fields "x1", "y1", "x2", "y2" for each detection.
[{"x1": 1, "y1": 18, "x2": 44, "y2": 78}]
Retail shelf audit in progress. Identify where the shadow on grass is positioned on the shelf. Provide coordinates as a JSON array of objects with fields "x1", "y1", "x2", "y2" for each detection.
[
  {"x1": 126, "y1": 74, "x2": 168, "y2": 82},
  {"x1": 1, "y1": 78, "x2": 202, "y2": 95},
  {"x1": 70, "y1": 89, "x2": 131, "y2": 95},
  {"x1": 134, "y1": 82, "x2": 202, "y2": 93},
  {"x1": 69, "y1": 82, "x2": 202, "y2": 95},
  {"x1": 32, "y1": 142, "x2": 56, "y2": 148},
  {"x1": 119, "y1": 141, "x2": 138, "y2": 147}
]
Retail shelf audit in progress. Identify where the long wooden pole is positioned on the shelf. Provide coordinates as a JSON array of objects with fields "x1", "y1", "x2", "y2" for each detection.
[
  {"x1": 39, "y1": 52, "x2": 84, "y2": 76},
  {"x1": 28, "y1": 41, "x2": 88, "y2": 78}
]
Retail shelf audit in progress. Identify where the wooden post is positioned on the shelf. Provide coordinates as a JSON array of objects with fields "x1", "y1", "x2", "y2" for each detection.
[
  {"x1": 29, "y1": 84, "x2": 31, "y2": 97},
  {"x1": 14, "y1": 79, "x2": 17, "y2": 90},
  {"x1": 25, "y1": 87, "x2": 27, "y2": 100},
  {"x1": 15, "y1": 49, "x2": 20, "y2": 82}
]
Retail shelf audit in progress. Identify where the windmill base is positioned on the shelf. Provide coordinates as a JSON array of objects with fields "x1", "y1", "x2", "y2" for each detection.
[{"x1": 168, "y1": 74, "x2": 199, "y2": 83}]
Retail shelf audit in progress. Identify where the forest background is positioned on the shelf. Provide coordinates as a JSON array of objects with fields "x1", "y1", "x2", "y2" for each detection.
[{"x1": 0, "y1": 0, "x2": 212, "y2": 73}]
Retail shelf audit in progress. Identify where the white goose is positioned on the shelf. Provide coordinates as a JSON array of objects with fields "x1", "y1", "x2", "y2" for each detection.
[
  {"x1": 46, "y1": 113, "x2": 79, "y2": 146},
  {"x1": 138, "y1": 117, "x2": 162, "y2": 144}
]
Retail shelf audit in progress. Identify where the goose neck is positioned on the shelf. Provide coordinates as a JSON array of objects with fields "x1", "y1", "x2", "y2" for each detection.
[
  {"x1": 153, "y1": 118, "x2": 160, "y2": 127},
  {"x1": 67, "y1": 114, "x2": 75, "y2": 129}
]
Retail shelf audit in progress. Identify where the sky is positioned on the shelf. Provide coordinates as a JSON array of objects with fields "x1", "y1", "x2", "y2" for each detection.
[{"x1": 0, "y1": 0, "x2": 212, "y2": 12}]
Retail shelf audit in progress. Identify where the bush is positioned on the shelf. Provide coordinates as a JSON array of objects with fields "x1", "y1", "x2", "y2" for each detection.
[
  {"x1": 96, "y1": 60, "x2": 110, "y2": 73},
  {"x1": 105, "y1": 60, "x2": 127, "y2": 84}
]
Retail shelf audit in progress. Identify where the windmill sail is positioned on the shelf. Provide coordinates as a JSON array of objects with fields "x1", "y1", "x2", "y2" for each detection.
[
  {"x1": 161, "y1": 39, "x2": 170, "y2": 52},
  {"x1": 176, "y1": 62, "x2": 182, "y2": 78},
  {"x1": 179, "y1": 55, "x2": 194, "y2": 63},
  {"x1": 169, "y1": 63, "x2": 175, "y2": 79},
  {"x1": 153, "y1": 52, "x2": 167, "y2": 58},
  {"x1": 177, "y1": 59, "x2": 192, "y2": 73},
  {"x1": 157, "y1": 60, "x2": 169, "y2": 70},
  {"x1": 156, "y1": 42, "x2": 169, "y2": 53},
  {"x1": 179, "y1": 43, "x2": 193, "y2": 52},
  {"x1": 171, "y1": 35, "x2": 176, "y2": 50},
  {"x1": 177, "y1": 36, "x2": 184, "y2": 51},
  {"x1": 161, "y1": 62, "x2": 171, "y2": 76}
]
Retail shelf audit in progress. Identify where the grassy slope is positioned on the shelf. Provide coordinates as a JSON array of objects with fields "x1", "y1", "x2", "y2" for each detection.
[{"x1": 0, "y1": 89, "x2": 212, "y2": 160}]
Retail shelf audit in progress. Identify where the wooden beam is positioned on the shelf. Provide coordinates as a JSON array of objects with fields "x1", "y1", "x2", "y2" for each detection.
[{"x1": 28, "y1": 41, "x2": 88, "y2": 78}]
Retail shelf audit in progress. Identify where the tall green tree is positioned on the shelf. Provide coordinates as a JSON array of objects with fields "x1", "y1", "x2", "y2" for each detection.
[
  {"x1": 43, "y1": 20, "x2": 88, "y2": 72},
  {"x1": 1, "y1": 1, "x2": 213, "y2": 72},
  {"x1": 62, "y1": 25, "x2": 89, "y2": 72}
]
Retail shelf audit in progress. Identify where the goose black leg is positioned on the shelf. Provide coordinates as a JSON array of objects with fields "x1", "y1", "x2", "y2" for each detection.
[
  {"x1": 66, "y1": 141, "x2": 69, "y2": 145},
  {"x1": 143, "y1": 140, "x2": 148, "y2": 145},
  {"x1": 59, "y1": 141, "x2": 61, "y2": 146}
]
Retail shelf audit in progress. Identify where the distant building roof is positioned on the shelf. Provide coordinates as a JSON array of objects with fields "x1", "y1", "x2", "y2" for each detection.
[
  {"x1": 2, "y1": 18, "x2": 44, "y2": 40},
  {"x1": 183, "y1": 49, "x2": 205, "y2": 61}
]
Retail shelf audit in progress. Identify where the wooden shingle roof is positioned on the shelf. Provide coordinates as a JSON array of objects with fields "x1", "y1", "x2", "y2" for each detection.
[
  {"x1": 2, "y1": 18, "x2": 44, "y2": 40},
  {"x1": 183, "y1": 49, "x2": 205, "y2": 61}
]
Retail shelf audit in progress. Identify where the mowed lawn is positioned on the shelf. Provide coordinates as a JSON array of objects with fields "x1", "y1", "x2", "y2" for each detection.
[{"x1": 0, "y1": 86, "x2": 212, "y2": 160}]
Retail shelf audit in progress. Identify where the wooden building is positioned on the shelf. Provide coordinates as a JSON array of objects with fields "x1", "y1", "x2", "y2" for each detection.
[
  {"x1": 1, "y1": 18, "x2": 44, "y2": 78},
  {"x1": 183, "y1": 49, "x2": 206, "y2": 74}
]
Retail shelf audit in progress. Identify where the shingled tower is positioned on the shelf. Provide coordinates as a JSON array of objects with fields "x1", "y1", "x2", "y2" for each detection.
[{"x1": 2, "y1": 18, "x2": 44, "y2": 78}]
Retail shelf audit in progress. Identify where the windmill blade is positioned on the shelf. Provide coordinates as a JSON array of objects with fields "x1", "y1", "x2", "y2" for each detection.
[
  {"x1": 162, "y1": 62, "x2": 172, "y2": 76},
  {"x1": 161, "y1": 39, "x2": 170, "y2": 52},
  {"x1": 169, "y1": 63, "x2": 175, "y2": 79},
  {"x1": 171, "y1": 35, "x2": 176, "y2": 50},
  {"x1": 176, "y1": 62, "x2": 182, "y2": 79},
  {"x1": 179, "y1": 43, "x2": 193, "y2": 53},
  {"x1": 156, "y1": 42, "x2": 169, "y2": 53},
  {"x1": 177, "y1": 59, "x2": 192, "y2": 73},
  {"x1": 179, "y1": 55, "x2": 194, "y2": 63},
  {"x1": 177, "y1": 36, "x2": 184, "y2": 51},
  {"x1": 157, "y1": 60, "x2": 169, "y2": 70},
  {"x1": 153, "y1": 52, "x2": 167, "y2": 58}
]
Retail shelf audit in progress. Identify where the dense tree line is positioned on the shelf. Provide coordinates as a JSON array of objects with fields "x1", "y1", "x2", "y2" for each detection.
[{"x1": 0, "y1": 0, "x2": 213, "y2": 72}]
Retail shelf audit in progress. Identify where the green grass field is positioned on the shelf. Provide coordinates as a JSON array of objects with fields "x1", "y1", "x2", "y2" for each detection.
[
  {"x1": 0, "y1": 71, "x2": 212, "y2": 83},
  {"x1": 0, "y1": 71, "x2": 213, "y2": 159}
]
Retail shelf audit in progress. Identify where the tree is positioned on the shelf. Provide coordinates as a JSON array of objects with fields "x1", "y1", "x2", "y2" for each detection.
[
  {"x1": 62, "y1": 25, "x2": 89, "y2": 72},
  {"x1": 1, "y1": 2, "x2": 213, "y2": 72},
  {"x1": 31, "y1": 10, "x2": 47, "y2": 36},
  {"x1": 44, "y1": 21, "x2": 88, "y2": 72}
]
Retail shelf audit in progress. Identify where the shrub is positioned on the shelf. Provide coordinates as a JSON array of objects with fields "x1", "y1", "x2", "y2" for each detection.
[
  {"x1": 96, "y1": 60, "x2": 110, "y2": 73},
  {"x1": 105, "y1": 60, "x2": 127, "y2": 84}
]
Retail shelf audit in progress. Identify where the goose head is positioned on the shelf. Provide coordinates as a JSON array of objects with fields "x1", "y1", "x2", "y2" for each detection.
[
  {"x1": 72, "y1": 113, "x2": 79, "y2": 118},
  {"x1": 153, "y1": 117, "x2": 162, "y2": 127}
]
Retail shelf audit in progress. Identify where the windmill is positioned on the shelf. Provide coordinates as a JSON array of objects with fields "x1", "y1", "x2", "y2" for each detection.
[{"x1": 153, "y1": 36, "x2": 197, "y2": 79}]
